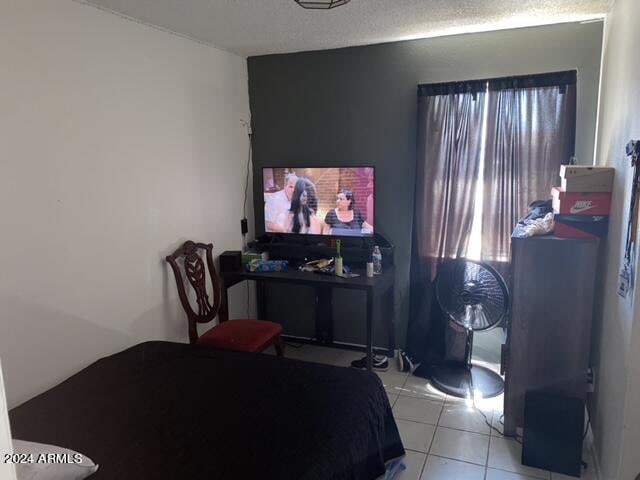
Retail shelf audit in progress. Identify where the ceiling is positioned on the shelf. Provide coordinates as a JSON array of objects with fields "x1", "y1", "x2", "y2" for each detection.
[{"x1": 82, "y1": 0, "x2": 610, "y2": 57}]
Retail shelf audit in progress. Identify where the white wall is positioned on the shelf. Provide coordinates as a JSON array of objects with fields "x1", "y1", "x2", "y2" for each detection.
[
  {"x1": 0, "y1": 0, "x2": 252, "y2": 408},
  {"x1": 0, "y1": 361, "x2": 17, "y2": 480},
  {"x1": 591, "y1": 0, "x2": 640, "y2": 478}
]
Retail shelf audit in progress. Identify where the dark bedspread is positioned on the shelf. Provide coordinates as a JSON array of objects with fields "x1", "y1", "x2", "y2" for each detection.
[{"x1": 10, "y1": 341, "x2": 404, "y2": 480}]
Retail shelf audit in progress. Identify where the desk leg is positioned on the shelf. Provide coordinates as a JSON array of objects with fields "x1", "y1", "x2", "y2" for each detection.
[
  {"x1": 366, "y1": 289, "x2": 373, "y2": 372},
  {"x1": 386, "y1": 286, "x2": 395, "y2": 359},
  {"x1": 316, "y1": 287, "x2": 333, "y2": 344},
  {"x1": 256, "y1": 280, "x2": 267, "y2": 320},
  {"x1": 219, "y1": 279, "x2": 230, "y2": 323}
]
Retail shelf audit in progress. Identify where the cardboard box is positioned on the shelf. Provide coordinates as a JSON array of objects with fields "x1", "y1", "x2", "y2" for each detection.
[
  {"x1": 551, "y1": 187, "x2": 612, "y2": 215},
  {"x1": 554, "y1": 214, "x2": 609, "y2": 239},
  {"x1": 560, "y1": 165, "x2": 614, "y2": 192}
]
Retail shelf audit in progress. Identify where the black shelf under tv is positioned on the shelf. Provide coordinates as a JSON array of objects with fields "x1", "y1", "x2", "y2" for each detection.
[{"x1": 252, "y1": 232, "x2": 394, "y2": 267}]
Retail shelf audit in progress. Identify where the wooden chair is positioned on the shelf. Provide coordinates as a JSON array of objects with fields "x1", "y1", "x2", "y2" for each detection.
[{"x1": 166, "y1": 241, "x2": 284, "y2": 356}]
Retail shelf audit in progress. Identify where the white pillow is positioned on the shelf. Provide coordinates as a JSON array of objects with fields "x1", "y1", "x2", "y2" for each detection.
[{"x1": 11, "y1": 440, "x2": 98, "y2": 480}]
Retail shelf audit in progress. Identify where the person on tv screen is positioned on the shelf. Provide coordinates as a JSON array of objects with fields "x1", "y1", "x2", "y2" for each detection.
[
  {"x1": 323, "y1": 189, "x2": 372, "y2": 235},
  {"x1": 280, "y1": 178, "x2": 323, "y2": 234},
  {"x1": 264, "y1": 173, "x2": 298, "y2": 232}
]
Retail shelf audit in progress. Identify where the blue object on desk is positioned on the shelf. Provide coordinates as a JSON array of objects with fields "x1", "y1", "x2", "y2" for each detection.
[{"x1": 245, "y1": 259, "x2": 288, "y2": 273}]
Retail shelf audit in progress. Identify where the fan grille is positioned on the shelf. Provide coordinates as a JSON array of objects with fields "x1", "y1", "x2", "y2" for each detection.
[{"x1": 435, "y1": 259, "x2": 508, "y2": 331}]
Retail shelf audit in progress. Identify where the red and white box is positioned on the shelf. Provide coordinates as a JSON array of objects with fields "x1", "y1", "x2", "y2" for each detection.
[
  {"x1": 554, "y1": 215, "x2": 609, "y2": 239},
  {"x1": 551, "y1": 187, "x2": 612, "y2": 216}
]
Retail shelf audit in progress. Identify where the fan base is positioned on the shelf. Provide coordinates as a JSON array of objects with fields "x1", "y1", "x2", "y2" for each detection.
[{"x1": 430, "y1": 364, "x2": 504, "y2": 399}]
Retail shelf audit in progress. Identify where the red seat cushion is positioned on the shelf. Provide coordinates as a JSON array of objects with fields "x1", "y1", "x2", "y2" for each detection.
[{"x1": 196, "y1": 319, "x2": 283, "y2": 353}]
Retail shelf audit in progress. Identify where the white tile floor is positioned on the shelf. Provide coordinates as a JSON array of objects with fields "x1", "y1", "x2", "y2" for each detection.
[{"x1": 271, "y1": 343, "x2": 597, "y2": 480}]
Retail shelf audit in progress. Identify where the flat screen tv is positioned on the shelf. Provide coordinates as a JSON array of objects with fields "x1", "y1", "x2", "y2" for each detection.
[{"x1": 263, "y1": 167, "x2": 374, "y2": 237}]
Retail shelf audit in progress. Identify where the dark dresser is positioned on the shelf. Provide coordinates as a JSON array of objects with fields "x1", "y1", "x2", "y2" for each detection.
[{"x1": 504, "y1": 235, "x2": 599, "y2": 435}]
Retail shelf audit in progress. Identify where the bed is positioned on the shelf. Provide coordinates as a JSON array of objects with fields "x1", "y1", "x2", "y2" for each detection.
[{"x1": 9, "y1": 341, "x2": 404, "y2": 479}]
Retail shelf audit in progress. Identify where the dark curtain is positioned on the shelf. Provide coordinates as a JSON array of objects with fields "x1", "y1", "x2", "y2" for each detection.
[
  {"x1": 407, "y1": 71, "x2": 577, "y2": 362},
  {"x1": 481, "y1": 71, "x2": 577, "y2": 263},
  {"x1": 407, "y1": 82, "x2": 487, "y2": 362},
  {"x1": 414, "y1": 82, "x2": 487, "y2": 260}
]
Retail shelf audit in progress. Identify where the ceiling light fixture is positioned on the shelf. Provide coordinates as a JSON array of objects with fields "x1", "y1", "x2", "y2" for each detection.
[{"x1": 294, "y1": 0, "x2": 351, "y2": 9}]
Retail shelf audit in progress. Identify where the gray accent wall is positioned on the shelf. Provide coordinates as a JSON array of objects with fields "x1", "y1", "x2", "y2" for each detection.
[{"x1": 248, "y1": 22, "x2": 603, "y2": 349}]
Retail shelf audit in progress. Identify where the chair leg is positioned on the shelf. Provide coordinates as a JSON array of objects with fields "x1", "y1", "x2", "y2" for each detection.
[{"x1": 274, "y1": 336, "x2": 285, "y2": 357}]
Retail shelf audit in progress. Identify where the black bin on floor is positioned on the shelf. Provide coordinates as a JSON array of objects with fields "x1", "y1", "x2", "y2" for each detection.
[{"x1": 522, "y1": 391, "x2": 584, "y2": 477}]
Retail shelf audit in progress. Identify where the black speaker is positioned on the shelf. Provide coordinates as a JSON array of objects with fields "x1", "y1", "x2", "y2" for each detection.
[
  {"x1": 219, "y1": 251, "x2": 242, "y2": 273},
  {"x1": 522, "y1": 391, "x2": 584, "y2": 477}
]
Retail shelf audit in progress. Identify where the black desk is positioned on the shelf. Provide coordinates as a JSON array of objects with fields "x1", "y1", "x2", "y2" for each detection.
[{"x1": 219, "y1": 267, "x2": 395, "y2": 371}]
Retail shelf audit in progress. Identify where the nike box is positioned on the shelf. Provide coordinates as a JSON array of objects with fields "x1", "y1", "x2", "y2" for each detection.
[
  {"x1": 560, "y1": 165, "x2": 614, "y2": 192},
  {"x1": 551, "y1": 187, "x2": 612, "y2": 215},
  {"x1": 554, "y1": 214, "x2": 609, "y2": 239}
]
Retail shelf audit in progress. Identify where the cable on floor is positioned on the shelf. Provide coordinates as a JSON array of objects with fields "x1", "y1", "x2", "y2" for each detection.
[
  {"x1": 468, "y1": 372, "x2": 522, "y2": 444},
  {"x1": 473, "y1": 404, "x2": 522, "y2": 444}
]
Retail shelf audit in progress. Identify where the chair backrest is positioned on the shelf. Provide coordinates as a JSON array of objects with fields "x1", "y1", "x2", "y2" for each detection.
[{"x1": 166, "y1": 241, "x2": 221, "y2": 344}]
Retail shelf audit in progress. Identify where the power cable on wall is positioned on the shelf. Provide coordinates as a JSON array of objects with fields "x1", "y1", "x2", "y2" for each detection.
[
  {"x1": 241, "y1": 119, "x2": 253, "y2": 317},
  {"x1": 241, "y1": 119, "x2": 253, "y2": 221}
]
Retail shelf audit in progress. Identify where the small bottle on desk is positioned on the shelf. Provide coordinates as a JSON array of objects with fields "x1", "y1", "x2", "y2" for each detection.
[
  {"x1": 372, "y1": 246, "x2": 382, "y2": 275},
  {"x1": 334, "y1": 256, "x2": 343, "y2": 276},
  {"x1": 334, "y1": 239, "x2": 343, "y2": 276}
]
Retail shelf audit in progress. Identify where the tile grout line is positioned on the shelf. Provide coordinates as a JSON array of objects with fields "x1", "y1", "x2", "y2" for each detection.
[
  {"x1": 416, "y1": 452, "x2": 428, "y2": 480},
  {"x1": 423, "y1": 451, "x2": 487, "y2": 468},
  {"x1": 432, "y1": 422, "x2": 493, "y2": 437},
  {"x1": 391, "y1": 390, "x2": 446, "y2": 404},
  {"x1": 434, "y1": 391, "x2": 492, "y2": 471},
  {"x1": 484, "y1": 401, "x2": 497, "y2": 480},
  {"x1": 488, "y1": 465, "x2": 548, "y2": 480},
  {"x1": 484, "y1": 438, "x2": 549, "y2": 480},
  {"x1": 395, "y1": 416, "x2": 496, "y2": 435},
  {"x1": 483, "y1": 409, "x2": 494, "y2": 480},
  {"x1": 428, "y1": 452, "x2": 492, "y2": 468},
  {"x1": 427, "y1": 379, "x2": 446, "y2": 467},
  {"x1": 436, "y1": 403, "x2": 494, "y2": 436},
  {"x1": 403, "y1": 373, "x2": 431, "y2": 480}
]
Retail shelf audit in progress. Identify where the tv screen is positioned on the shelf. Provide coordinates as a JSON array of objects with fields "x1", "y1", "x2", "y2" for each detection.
[{"x1": 263, "y1": 167, "x2": 374, "y2": 237}]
